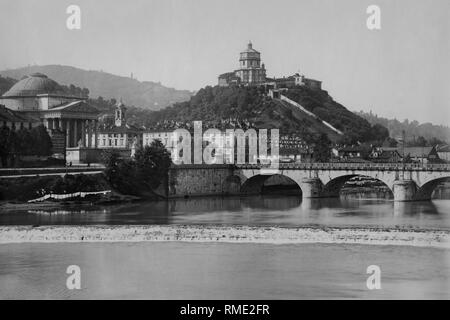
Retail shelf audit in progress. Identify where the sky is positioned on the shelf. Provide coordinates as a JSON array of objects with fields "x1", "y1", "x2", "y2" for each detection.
[{"x1": 0, "y1": 0, "x2": 449, "y2": 125}]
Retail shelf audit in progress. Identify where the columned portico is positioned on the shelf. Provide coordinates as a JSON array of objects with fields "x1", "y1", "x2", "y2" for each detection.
[{"x1": 40, "y1": 102, "x2": 100, "y2": 150}]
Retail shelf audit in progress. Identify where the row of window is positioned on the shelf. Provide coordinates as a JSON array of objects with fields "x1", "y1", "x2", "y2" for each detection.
[{"x1": 241, "y1": 60, "x2": 260, "y2": 67}]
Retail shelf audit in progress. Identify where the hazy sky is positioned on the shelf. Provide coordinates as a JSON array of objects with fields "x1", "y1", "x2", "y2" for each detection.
[{"x1": 0, "y1": 0, "x2": 449, "y2": 125}]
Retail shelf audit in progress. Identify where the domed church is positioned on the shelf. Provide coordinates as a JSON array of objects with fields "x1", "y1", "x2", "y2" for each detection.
[{"x1": 0, "y1": 73, "x2": 100, "y2": 162}]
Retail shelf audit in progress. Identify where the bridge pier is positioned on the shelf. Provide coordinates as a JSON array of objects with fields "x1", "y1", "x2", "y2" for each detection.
[
  {"x1": 300, "y1": 178, "x2": 323, "y2": 198},
  {"x1": 393, "y1": 180, "x2": 417, "y2": 202}
]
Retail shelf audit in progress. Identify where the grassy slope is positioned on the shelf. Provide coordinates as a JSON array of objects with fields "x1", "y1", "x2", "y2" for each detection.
[{"x1": 147, "y1": 85, "x2": 373, "y2": 143}]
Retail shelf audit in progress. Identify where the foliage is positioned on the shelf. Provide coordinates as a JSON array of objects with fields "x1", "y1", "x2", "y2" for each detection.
[
  {"x1": 0, "y1": 75, "x2": 17, "y2": 95},
  {"x1": 47, "y1": 174, "x2": 110, "y2": 194},
  {"x1": 357, "y1": 110, "x2": 450, "y2": 144},
  {"x1": 134, "y1": 140, "x2": 172, "y2": 189},
  {"x1": 284, "y1": 87, "x2": 389, "y2": 144},
  {"x1": 147, "y1": 86, "x2": 269, "y2": 126},
  {"x1": 311, "y1": 133, "x2": 332, "y2": 162},
  {"x1": 0, "y1": 174, "x2": 108, "y2": 201},
  {"x1": 0, "y1": 125, "x2": 52, "y2": 167},
  {"x1": 102, "y1": 140, "x2": 172, "y2": 196}
]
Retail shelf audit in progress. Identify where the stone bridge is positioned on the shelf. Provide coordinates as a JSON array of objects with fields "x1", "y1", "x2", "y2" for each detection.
[{"x1": 168, "y1": 163, "x2": 450, "y2": 201}]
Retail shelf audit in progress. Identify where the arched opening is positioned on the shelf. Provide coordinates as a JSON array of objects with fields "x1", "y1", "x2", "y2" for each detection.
[
  {"x1": 241, "y1": 174, "x2": 302, "y2": 196},
  {"x1": 322, "y1": 175, "x2": 393, "y2": 200},
  {"x1": 415, "y1": 177, "x2": 450, "y2": 201}
]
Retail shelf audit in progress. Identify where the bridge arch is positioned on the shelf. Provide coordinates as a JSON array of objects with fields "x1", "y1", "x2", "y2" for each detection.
[
  {"x1": 414, "y1": 177, "x2": 450, "y2": 200},
  {"x1": 240, "y1": 174, "x2": 302, "y2": 195},
  {"x1": 321, "y1": 174, "x2": 394, "y2": 199}
]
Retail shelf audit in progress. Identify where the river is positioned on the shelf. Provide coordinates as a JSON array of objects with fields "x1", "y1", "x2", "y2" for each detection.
[
  {"x1": 0, "y1": 196, "x2": 449, "y2": 299},
  {"x1": 1, "y1": 196, "x2": 450, "y2": 230}
]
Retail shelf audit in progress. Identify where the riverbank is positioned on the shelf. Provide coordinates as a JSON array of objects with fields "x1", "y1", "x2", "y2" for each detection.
[
  {"x1": 0, "y1": 192, "x2": 142, "y2": 212},
  {"x1": 0, "y1": 225, "x2": 448, "y2": 248}
]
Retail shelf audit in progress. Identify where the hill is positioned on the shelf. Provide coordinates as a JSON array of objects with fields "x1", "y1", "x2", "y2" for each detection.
[
  {"x1": 356, "y1": 110, "x2": 450, "y2": 143},
  {"x1": 0, "y1": 75, "x2": 17, "y2": 96},
  {"x1": 142, "y1": 85, "x2": 388, "y2": 145},
  {"x1": 0, "y1": 65, "x2": 193, "y2": 110}
]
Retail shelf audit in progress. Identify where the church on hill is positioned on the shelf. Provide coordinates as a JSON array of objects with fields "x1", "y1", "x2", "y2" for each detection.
[
  {"x1": 219, "y1": 42, "x2": 267, "y2": 87},
  {"x1": 218, "y1": 42, "x2": 322, "y2": 91}
]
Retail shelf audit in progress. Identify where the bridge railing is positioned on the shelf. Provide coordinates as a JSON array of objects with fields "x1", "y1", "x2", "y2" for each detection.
[{"x1": 235, "y1": 162, "x2": 450, "y2": 171}]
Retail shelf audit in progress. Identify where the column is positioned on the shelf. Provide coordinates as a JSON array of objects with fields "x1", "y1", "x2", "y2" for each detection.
[
  {"x1": 55, "y1": 118, "x2": 60, "y2": 131},
  {"x1": 393, "y1": 180, "x2": 417, "y2": 202},
  {"x1": 73, "y1": 120, "x2": 78, "y2": 147},
  {"x1": 47, "y1": 118, "x2": 54, "y2": 131},
  {"x1": 300, "y1": 178, "x2": 323, "y2": 198},
  {"x1": 94, "y1": 120, "x2": 98, "y2": 148},
  {"x1": 87, "y1": 120, "x2": 92, "y2": 148},
  {"x1": 81, "y1": 120, "x2": 86, "y2": 147},
  {"x1": 64, "y1": 119, "x2": 71, "y2": 148}
]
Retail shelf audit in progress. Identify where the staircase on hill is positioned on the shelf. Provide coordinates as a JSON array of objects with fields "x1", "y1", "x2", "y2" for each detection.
[{"x1": 277, "y1": 94, "x2": 343, "y2": 136}]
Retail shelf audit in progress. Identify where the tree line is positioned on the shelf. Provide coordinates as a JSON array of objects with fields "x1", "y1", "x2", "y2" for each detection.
[{"x1": 0, "y1": 125, "x2": 52, "y2": 167}]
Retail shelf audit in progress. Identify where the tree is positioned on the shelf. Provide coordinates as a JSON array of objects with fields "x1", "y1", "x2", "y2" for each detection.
[
  {"x1": 0, "y1": 126, "x2": 10, "y2": 167},
  {"x1": 367, "y1": 124, "x2": 389, "y2": 144},
  {"x1": 408, "y1": 136, "x2": 428, "y2": 147},
  {"x1": 311, "y1": 133, "x2": 331, "y2": 162},
  {"x1": 134, "y1": 140, "x2": 172, "y2": 189},
  {"x1": 31, "y1": 125, "x2": 52, "y2": 156},
  {"x1": 101, "y1": 141, "x2": 172, "y2": 195},
  {"x1": 428, "y1": 137, "x2": 445, "y2": 147},
  {"x1": 383, "y1": 137, "x2": 398, "y2": 147},
  {"x1": 16, "y1": 128, "x2": 33, "y2": 155}
]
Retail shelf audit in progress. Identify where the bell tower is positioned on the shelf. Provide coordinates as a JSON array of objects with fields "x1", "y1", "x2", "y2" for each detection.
[
  {"x1": 236, "y1": 41, "x2": 266, "y2": 85},
  {"x1": 115, "y1": 100, "x2": 126, "y2": 127}
]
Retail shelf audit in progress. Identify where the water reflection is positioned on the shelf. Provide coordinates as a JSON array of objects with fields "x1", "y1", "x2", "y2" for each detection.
[{"x1": 0, "y1": 195, "x2": 449, "y2": 230}]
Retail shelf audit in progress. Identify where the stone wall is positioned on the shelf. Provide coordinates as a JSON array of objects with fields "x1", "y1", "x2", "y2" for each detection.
[
  {"x1": 168, "y1": 165, "x2": 236, "y2": 198},
  {"x1": 66, "y1": 147, "x2": 103, "y2": 165}
]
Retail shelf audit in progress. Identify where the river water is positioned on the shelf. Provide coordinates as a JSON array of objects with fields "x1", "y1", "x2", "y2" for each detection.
[
  {"x1": 0, "y1": 196, "x2": 449, "y2": 299},
  {"x1": 1, "y1": 196, "x2": 450, "y2": 230}
]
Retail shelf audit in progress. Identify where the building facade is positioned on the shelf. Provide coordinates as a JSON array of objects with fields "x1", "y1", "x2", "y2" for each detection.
[
  {"x1": 0, "y1": 104, "x2": 40, "y2": 129},
  {"x1": 0, "y1": 73, "x2": 100, "y2": 157},
  {"x1": 96, "y1": 102, "x2": 143, "y2": 150}
]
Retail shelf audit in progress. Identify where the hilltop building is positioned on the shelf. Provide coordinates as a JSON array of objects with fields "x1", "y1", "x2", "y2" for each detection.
[
  {"x1": 218, "y1": 42, "x2": 266, "y2": 87},
  {"x1": 218, "y1": 42, "x2": 322, "y2": 91}
]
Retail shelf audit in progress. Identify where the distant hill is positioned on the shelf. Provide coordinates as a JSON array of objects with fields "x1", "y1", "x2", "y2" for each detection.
[
  {"x1": 0, "y1": 65, "x2": 193, "y2": 110},
  {"x1": 356, "y1": 110, "x2": 450, "y2": 143},
  {"x1": 0, "y1": 75, "x2": 17, "y2": 96}
]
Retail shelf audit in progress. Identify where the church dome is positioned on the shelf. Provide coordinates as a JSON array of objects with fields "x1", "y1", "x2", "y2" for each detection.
[
  {"x1": 241, "y1": 41, "x2": 260, "y2": 54},
  {"x1": 2, "y1": 73, "x2": 65, "y2": 97}
]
